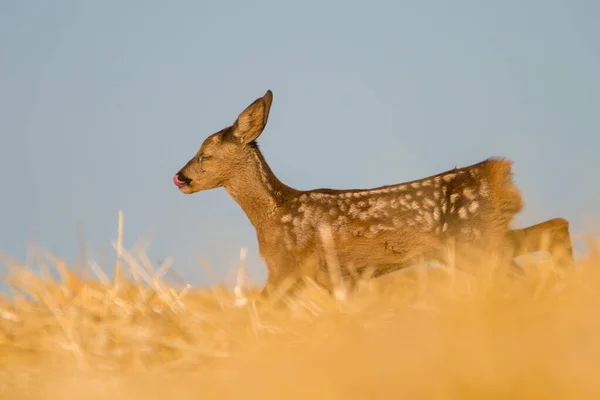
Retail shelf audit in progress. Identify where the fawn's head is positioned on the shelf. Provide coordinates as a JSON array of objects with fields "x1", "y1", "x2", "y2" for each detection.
[{"x1": 173, "y1": 90, "x2": 273, "y2": 194}]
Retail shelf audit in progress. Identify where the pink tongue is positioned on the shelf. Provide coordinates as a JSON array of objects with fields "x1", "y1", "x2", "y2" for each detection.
[{"x1": 173, "y1": 174, "x2": 184, "y2": 187}]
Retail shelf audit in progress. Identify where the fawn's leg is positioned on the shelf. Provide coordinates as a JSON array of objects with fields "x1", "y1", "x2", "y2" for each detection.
[
  {"x1": 506, "y1": 218, "x2": 574, "y2": 266},
  {"x1": 258, "y1": 260, "x2": 308, "y2": 305}
]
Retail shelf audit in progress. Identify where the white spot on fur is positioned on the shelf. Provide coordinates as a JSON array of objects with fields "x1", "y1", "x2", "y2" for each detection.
[
  {"x1": 450, "y1": 193, "x2": 459, "y2": 204},
  {"x1": 463, "y1": 187, "x2": 476, "y2": 200},
  {"x1": 411, "y1": 182, "x2": 420, "y2": 189},
  {"x1": 443, "y1": 173, "x2": 456, "y2": 182},
  {"x1": 281, "y1": 214, "x2": 292, "y2": 223},
  {"x1": 479, "y1": 181, "x2": 490, "y2": 197},
  {"x1": 368, "y1": 199, "x2": 389, "y2": 216},
  {"x1": 335, "y1": 215, "x2": 348, "y2": 225},
  {"x1": 422, "y1": 180, "x2": 432, "y2": 187},
  {"x1": 468, "y1": 201, "x2": 479, "y2": 213},
  {"x1": 458, "y1": 207, "x2": 468, "y2": 219},
  {"x1": 433, "y1": 208, "x2": 441, "y2": 221},
  {"x1": 423, "y1": 213, "x2": 433, "y2": 227},
  {"x1": 442, "y1": 222, "x2": 449, "y2": 232}
]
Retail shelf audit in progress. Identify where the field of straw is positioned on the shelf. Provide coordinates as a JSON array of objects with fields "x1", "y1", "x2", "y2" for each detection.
[{"x1": 1, "y1": 218, "x2": 600, "y2": 399}]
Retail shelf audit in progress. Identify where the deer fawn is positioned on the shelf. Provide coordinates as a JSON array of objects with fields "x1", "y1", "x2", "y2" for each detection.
[{"x1": 173, "y1": 90, "x2": 573, "y2": 297}]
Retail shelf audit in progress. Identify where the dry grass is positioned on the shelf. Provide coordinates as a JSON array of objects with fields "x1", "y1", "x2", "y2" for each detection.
[{"x1": 1, "y1": 219, "x2": 600, "y2": 399}]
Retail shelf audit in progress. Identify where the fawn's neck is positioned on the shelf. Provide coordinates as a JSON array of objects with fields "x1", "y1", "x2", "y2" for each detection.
[{"x1": 225, "y1": 146, "x2": 297, "y2": 230}]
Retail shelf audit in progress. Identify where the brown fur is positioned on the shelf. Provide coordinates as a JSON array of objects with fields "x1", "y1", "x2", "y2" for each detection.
[{"x1": 174, "y1": 90, "x2": 574, "y2": 298}]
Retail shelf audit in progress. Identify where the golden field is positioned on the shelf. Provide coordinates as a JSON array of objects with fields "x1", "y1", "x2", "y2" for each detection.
[{"x1": 1, "y1": 226, "x2": 600, "y2": 399}]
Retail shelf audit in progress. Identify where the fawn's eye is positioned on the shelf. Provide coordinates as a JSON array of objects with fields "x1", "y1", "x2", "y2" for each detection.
[{"x1": 198, "y1": 154, "x2": 212, "y2": 164}]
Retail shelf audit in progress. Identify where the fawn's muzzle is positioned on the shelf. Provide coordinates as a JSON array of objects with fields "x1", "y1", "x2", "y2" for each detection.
[{"x1": 173, "y1": 173, "x2": 190, "y2": 188}]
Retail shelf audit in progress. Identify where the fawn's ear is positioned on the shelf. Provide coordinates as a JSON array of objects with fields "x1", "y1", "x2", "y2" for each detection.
[{"x1": 232, "y1": 90, "x2": 273, "y2": 145}]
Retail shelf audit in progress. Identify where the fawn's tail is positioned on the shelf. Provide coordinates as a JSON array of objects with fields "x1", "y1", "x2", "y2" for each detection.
[{"x1": 484, "y1": 158, "x2": 524, "y2": 228}]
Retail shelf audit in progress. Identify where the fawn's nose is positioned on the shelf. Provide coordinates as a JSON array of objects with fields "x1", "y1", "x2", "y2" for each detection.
[{"x1": 173, "y1": 173, "x2": 189, "y2": 188}]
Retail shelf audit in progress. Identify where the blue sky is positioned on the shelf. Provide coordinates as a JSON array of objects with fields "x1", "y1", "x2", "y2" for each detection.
[{"x1": 1, "y1": 1, "x2": 599, "y2": 287}]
